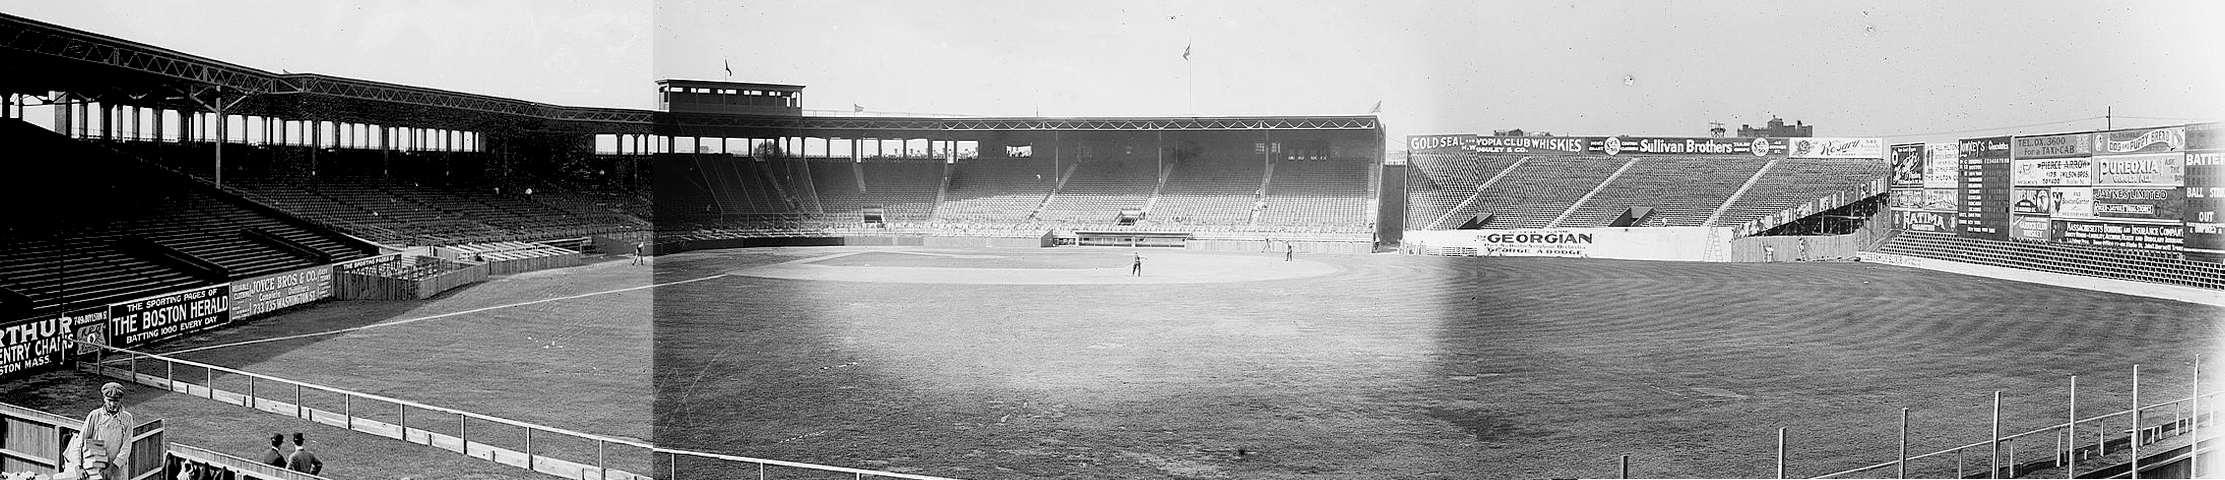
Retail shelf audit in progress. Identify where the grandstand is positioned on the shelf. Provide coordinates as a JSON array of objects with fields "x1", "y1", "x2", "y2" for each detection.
[
  {"x1": 0, "y1": 119, "x2": 381, "y2": 320},
  {"x1": 646, "y1": 118, "x2": 1385, "y2": 249}
]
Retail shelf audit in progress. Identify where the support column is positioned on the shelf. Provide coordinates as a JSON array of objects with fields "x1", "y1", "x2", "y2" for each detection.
[
  {"x1": 99, "y1": 101, "x2": 112, "y2": 140},
  {"x1": 214, "y1": 109, "x2": 225, "y2": 188}
]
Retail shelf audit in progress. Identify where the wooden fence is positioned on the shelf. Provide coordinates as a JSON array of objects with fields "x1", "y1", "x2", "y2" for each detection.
[
  {"x1": 1, "y1": 401, "x2": 165, "y2": 480},
  {"x1": 332, "y1": 255, "x2": 488, "y2": 300}
]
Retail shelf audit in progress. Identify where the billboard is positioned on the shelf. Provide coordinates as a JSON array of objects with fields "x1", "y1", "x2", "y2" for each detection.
[
  {"x1": 0, "y1": 317, "x2": 74, "y2": 378},
  {"x1": 1890, "y1": 143, "x2": 1925, "y2": 187},
  {"x1": 109, "y1": 286, "x2": 230, "y2": 347},
  {"x1": 1922, "y1": 189, "x2": 1958, "y2": 211},
  {"x1": 1890, "y1": 188, "x2": 1927, "y2": 210},
  {"x1": 2190, "y1": 123, "x2": 2223, "y2": 151},
  {"x1": 229, "y1": 266, "x2": 333, "y2": 320},
  {"x1": 1405, "y1": 135, "x2": 1593, "y2": 154},
  {"x1": 2090, "y1": 187, "x2": 2186, "y2": 220},
  {"x1": 1598, "y1": 136, "x2": 1787, "y2": 156},
  {"x1": 2094, "y1": 126, "x2": 2186, "y2": 154},
  {"x1": 1407, "y1": 135, "x2": 1794, "y2": 156},
  {"x1": 1959, "y1": 136, "x2": 2012, "y2": 161},
  {"x1": 2011, "y1": 188, "x2": 2054, "y2": 215},
  {"x1": 2013, "y1": 157, "x2": 2094, "y2": 186},
  {"x1": 1924, "y1": 143, "x2": 1959, "y2": 188},
  {"x1": 2053, "y1": 187, "x2": 2094, "y2": 217},
  {"x1": 2053, "y1": 220, "x2": 2185, "y2": 251},
  {"x1": 1455, "y1": 229, "x2": 1597, "y2": 257},
  {"x1": 2091, "y1": 152, "x2": 2184, "y2": 186},
  {"x1": 2013, "y1": 133, "x2": 2093, "y2": 159},
  {"x1": 1787, "y1": 137, "x2": 1885, "y2": 159},
  {"x1": 2009, "y1": 216, "x2": 2054, "y2": 242},
  {"x1": 1896, "y1": 210, "x2": 1955, "y2": 233}
]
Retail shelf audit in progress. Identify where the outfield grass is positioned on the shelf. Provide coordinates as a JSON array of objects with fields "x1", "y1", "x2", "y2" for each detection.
[
  {"x1": 652, "y1": 247, "x2": 2222, "y2": 479},
  {"x1": 1, "y1": 256, "x2": 654, "y2": 479}
]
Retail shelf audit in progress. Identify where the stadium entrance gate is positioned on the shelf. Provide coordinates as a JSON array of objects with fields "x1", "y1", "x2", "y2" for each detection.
[{"x1": 1071, "y1": 231, "x2": 1190, "y2": 248}]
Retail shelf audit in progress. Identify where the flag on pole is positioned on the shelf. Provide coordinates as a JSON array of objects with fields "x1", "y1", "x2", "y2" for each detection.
[
  {"x1": 853, "y1": 104, "x2": 864, "y2": 113},
  {"x1": 723, "y1": 59, "x2": 733, "y2": 78},
  {"x1": 1182, "y1": 41, "x2": 1191, "y2": 61},
  {"x1": 1370, "y1": 100, "x2": 1382, "y2": 114}
]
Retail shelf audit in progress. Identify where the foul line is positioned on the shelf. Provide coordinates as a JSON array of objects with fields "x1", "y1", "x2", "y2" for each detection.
[{"x1": 160, "y1": 273, "x2": 729, "y2": 356}]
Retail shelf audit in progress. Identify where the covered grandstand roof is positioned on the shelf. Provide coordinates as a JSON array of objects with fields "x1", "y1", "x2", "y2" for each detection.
[{"x1": 3, "y1": 11, "x2": 1378, "y2": 138}]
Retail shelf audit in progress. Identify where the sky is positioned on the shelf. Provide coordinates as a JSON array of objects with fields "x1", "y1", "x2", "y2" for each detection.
[{"x1": 10, "y1": 1, "x2": 2223, "y2": 146}]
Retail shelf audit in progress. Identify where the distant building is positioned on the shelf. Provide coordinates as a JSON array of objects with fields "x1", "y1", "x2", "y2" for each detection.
[
  {"x1": 1492, "y1": 129, "x2": 1554, "y2": 137},
  {"x1": 1738, "y1": 117, "x2": 1812, "y2": 137}
]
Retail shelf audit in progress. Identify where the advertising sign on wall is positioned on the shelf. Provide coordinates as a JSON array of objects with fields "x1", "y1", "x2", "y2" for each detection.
[
  {"x1": 2189, "y1": 123, "x2": 2222, "y2": 151},
  {"x1": 1597, "y1": 136, "x2": 1787, "y2": 156},
  {"x1": 1897, "y1": 210, "x2": 1955, "y2": 233},
  {"x1": 1788, "y1": 137, "x2": 1885, "y2": 159},
  {"x1": 2013, "y1": 157, "x2": 2094, "y2": 186},
  {"x1": 1960, "y1": 136, "x2": 2012, "y2": 160},
  {"x1": 0, "y1": 317, "x2": 74, "y2": 378},
  {"x1": 2009, "y1": 216, "x2": 2054, "y2": 242},
  {"x1": 1891, "y1": 143, "x2": 1926, "y2": 187},
  {"x1": 2011, "y1": 188, "x2": 2054, "y2": 215},
  {"x1": 229, "y1": 266, "x2": 334, "y2": 320},
  {"x1": 2091, "y1": 187, "x2": 2186, "y2": 221},
  {"x1": 2053, "y1": 187, "x2": 2094, "y2": 218},
  {"x1": 1407, "y1": 135, "x2": 1595, "y2": 154},
  {"x1": 2052, "y1": 220, "x2": 2185, "y2": 251},
  {"x1": 1922, "y1": 189, "x2": 1957, "y2": 211},
  {"x1": 2091, "y1": 152, "x2": 2184, "y2": 186},
  {"x1": 2013, "y1": 133, "x2": 2094, "y2": 159},
  {"x1": 109, "y1": 286, "x2": 230, "y2": 348},
  {"x1": 2094, "y1": 126, "x2": 2186, "y2": 154},
  {"x1": 1924, "y1": 143, "x2": 1960, "y2": 188},
  {"x1": 1891, "y1": 189, "x2": 1927, "y2": 210},
  {"x1": 1452, "y1": 229, "x2": 1597, "y2": 257}
]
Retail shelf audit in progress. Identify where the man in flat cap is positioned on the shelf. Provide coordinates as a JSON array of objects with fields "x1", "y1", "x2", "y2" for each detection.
[{"x1": 78, "y1": 382, "x2": 135, "y2": 480}]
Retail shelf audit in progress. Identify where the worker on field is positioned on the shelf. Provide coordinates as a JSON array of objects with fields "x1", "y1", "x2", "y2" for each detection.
[{"x1": 1132, "y1": 251, "x2": 1146, "y2": 276}]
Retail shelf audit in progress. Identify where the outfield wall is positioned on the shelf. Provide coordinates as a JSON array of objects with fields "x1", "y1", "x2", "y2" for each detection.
[{"x1": 1404, "y1": 227, "x2": 1721, "y2": 261}]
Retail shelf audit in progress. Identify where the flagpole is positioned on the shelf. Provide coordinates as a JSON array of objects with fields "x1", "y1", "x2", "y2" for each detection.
[{"x1": 1185, "y1": 38, "x2": 1194, "y2": 115}]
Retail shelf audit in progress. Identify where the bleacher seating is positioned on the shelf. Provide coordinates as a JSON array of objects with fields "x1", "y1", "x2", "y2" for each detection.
[
  {"x1": 1558, "y1": 157, "x2": 1769, "y2": 227},
  {"x1": 803, "y1": 160, "x2": 941, "y2": 223},
  {"x1": 1404, "y1": 151, "x2": 1524, "y2": 229},
  {"x1": 0, "y1": 119, "x2": 378, "y2": 318},
  {"x1": 1151, "y1": 158, "x2": 1264, "y2": 226},
  {"x1": 1465, "y1": 156, "x2": 1628, "y2": 229},
  {"x1": 940, "y1": 158, "x2": 1057, "y2": 222},
  {"x1": 1036, "y1": 159, "x2": 1158, "y2": 223},
  {"x1": 1259, "y1": 158, "x2": 1371, "y2": 227},
  {"x1": 1715, "y1": 159, "x2": 1890, "y2": 227}
]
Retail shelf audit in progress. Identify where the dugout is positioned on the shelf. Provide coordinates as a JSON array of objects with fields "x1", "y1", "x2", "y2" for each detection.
[{"x1": 1071, "y1": 231, "x2": 1190, "y2": 248}]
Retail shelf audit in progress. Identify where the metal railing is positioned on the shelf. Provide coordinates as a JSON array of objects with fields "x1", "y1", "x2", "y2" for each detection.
[
  {"x1": 78, "y1": 341, "x2": 655, "y2": 480},
  {"x1": 73, "y1": 341, "x2": 966, "y2": 480}
]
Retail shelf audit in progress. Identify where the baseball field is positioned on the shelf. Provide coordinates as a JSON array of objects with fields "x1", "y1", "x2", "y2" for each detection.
[{"x1": 651, "y1": 246, "x2": 2221, "y2": 479}]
